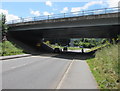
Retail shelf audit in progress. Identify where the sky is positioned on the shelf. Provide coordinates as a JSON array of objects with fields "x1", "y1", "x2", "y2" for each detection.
[{"x1": 0, "y1": 0, "x2": 119, "y2": 23}]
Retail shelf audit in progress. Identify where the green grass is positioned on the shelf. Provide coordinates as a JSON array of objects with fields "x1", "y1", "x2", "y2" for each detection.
[
  {"x1": 51, "y1": 45, "x2": 84, "y2": 50},
  {"x1": 0, "y1": 41, "x2": 25, "y2": 56},
  {"x1": 86, "y1": 43, "x2": 110, "y2": 52},
  {"x1": 87, "y1": 43, "x2": 119, "y2": 90},
  {"x1": 51, "y1": 45, "x2": 82, "y2": 49},
  {"x1": 44, "y1": 42, "x2": 83, "y2": 50},
  {"x1": 50, "y1": 45, "x2": 63, "y2": 49}
]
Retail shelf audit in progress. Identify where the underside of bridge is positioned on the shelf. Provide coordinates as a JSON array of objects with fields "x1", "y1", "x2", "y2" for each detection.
[
  {"x1": 8, "y1": 24, "x2": 119, "y2": 47},
  {"x1": 9, "y1": 25, "x2": 120, "y2": 38}
]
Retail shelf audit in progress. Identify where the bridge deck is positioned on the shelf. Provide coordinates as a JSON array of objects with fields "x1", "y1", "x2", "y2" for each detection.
[{"x1": 9, "y1": 12, "x2": 119, "y2": 27}]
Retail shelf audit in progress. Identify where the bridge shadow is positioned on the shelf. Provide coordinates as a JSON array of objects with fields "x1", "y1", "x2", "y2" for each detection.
[
  {"x1": 34, "y1": 51, "x2": 95, "y2": 60},
  {"x1": 7, "y1": 35, "x2": 95, "y2": 60},
  {"x1": 53, "y1": 52, "x2": 95, "y2": 60}
]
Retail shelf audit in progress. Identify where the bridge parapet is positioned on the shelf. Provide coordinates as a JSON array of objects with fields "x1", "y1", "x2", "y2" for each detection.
[{"x1": 8, "y1": 7, "x2": 120, "y2": 26}]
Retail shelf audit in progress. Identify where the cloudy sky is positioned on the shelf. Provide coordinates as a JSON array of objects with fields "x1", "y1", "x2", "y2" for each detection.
[{"x1": 0, "y1": 0, "x2": 119, "y2": 23}]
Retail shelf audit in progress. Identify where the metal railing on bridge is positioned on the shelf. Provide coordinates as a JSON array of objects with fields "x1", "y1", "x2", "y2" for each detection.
[{"x1": 8, "y1": 7, "x2": 120, "y2": 24}]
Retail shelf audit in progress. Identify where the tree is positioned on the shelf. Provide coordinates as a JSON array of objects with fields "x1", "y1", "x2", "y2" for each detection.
[
  {"x1": 0, "y1": 13, "x2": 8, "y2": 41},
  {"x1": 0, "y1": 13, "x2": 8, "y2": 56}
]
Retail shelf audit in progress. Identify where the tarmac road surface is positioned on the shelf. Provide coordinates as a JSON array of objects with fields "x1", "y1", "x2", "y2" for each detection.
[{"x1": 2, "y1": 53, "x2": 98, "y2": 89}]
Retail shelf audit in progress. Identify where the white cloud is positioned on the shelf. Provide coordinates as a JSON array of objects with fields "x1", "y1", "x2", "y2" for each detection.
[
  {"x1": 0, "y1": 9, "x2": 20, "y2": 23},
  {"x1": 30, "y1": 10, "x2": 40, "y2": 16},
  {"x1": 71, "y1": 1, "x2": 104, "y2": 12},
  {"x1": 43, "y1": 11, "x2": 53, "y2": 16},
  {"x1": 43, "y1": 11, "x2": 50, "y2": 16},
  {"x1": 61, "y1": 7, "x2": 68, "y2": 13},
  {"x1": 107, "y1": 0, "x2": 119, "y2": 7},
  {"x1": 45, "y1": 1, "x2": 52, "y2": 7},
  {"x1": 82, "y1": 1, "x2": 103, "y2": 9},
  {"x1": 71, "y1": 7, "x2": 81, "y2": 13},
  {"x1": 0, "y1": 9, "x2": 8, "y2": 15}
]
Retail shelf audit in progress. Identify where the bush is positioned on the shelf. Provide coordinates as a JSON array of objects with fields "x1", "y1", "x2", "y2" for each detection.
[{"x1": 87, "y1": 43, "x2": 119, "y2": 89}]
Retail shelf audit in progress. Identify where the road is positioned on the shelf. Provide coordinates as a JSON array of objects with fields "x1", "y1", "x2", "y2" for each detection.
[
  {"x1": 2, "y1": 53, "x2": 98, "y2": 89},
  {"x1": 67, "y1": 48, "x2": 90, "y2": 53}
]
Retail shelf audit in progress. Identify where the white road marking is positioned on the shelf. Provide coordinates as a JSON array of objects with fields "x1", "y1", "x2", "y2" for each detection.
[{"x1": 56, "y1": 59, "x2": 74, "y2": 89}]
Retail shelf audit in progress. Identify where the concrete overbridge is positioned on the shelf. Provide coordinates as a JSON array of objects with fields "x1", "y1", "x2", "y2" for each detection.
[{"x1": 8, "y1": 7, "x2": 120, "y2": 46}]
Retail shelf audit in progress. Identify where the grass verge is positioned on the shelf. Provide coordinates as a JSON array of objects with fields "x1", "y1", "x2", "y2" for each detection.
[
  {"x1": 87, "y1": 43, "x2": 119, "y2": 90},
  {"x1": 44, "y1": 43, "x2": 83, "y2": 50},
  {"x1": 0, "y1": 41, "x2": 25, "y2": 56}
]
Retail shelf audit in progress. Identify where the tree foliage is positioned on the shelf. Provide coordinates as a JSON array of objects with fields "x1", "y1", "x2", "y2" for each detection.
[
  {"x1": 72, "y1": 38, "x2": 107, "y2": 48},
  {"x1": 0, "y1": 13, "x2": 8, "y2": 32},
  {"x1": 0, "y1": 13, "x2": 8, "y2": 42}
]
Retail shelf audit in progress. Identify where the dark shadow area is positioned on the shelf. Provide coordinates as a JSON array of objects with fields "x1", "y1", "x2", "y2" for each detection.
[
  {"x1": 52, "y1": 52, "x2": 95, "y2": 60},
  {"x1": 7, "y1": 38, "x2": 39, "y2": 55},
  {"x1": 7, "y1": 38, "x2": 95, "y2": 60},
  {"x1": 33, "y1": 51, "x2": 95, "y2": 60},
  {"x1": 7, "y1": 33, "x2": 95, "y2": 60},
  {"x1": 7, "y1": 32, "x2": 55, "y2": 55}
]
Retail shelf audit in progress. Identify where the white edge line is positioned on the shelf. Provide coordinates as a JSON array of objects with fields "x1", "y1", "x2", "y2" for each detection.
[{"x1": 56, "y1": 59, "x2": 74, "y2": 89}]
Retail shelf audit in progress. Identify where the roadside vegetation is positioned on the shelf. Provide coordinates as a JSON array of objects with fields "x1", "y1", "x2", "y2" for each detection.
[
  {"x1": 44, "y1": 41, "x2": 83, "y2": 50},
  {"x1": 44, "y1": 38, "x2": 108, "y2": 50},
  {"x1": 86, "y1": 42, "x2": 110, "y2": 52},
  {"x1": 50, "y1": 45, "x2": 83, "y2": 50},
  {"x1": 87, "y1": 42, "x2": 119, "y2": 89},
  {"x1": 0, "y1": 14, "x2": 25, "y2": 56},
  {"x1": 0, "y1": 41, "x2": 25, "y2": 56},
  {"x1": 72, "y1": 38, "x2": 107, "y2": 48}
]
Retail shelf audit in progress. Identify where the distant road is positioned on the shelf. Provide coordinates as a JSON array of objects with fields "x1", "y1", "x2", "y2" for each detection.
[
  {"x1": 2, "y1": 53, "x2": 97, "y2": 89},
  {"x1": 67, "y1": 48, "x2": 90, "y2": 53}
]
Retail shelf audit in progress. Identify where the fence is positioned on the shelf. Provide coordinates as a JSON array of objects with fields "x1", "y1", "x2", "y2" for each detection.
[{"x1": 8, "y1": 7, "x2": 120, "y2": 24}]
